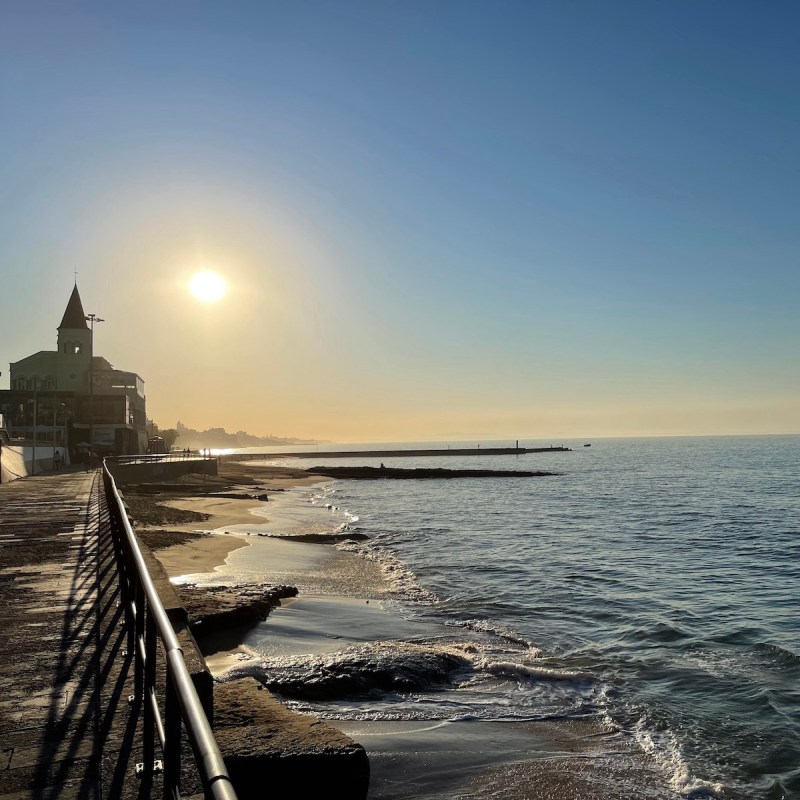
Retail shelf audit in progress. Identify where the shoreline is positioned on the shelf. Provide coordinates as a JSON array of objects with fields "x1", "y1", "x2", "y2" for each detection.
[
  {"x1": 132, "y1": 462, "x2": 331, "y2": 576},
  {"x1": 131, "y1": 461, "x2": 669, "y2": 799}
]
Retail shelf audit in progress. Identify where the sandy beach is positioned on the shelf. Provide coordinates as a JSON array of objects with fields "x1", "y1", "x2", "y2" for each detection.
[{"x1": 130, "y1": 460, "x2": 329, "y2": 574}]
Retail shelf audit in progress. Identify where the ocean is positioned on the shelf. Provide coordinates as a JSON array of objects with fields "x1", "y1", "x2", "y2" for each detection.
[{"x1": 204, "y1": 435, "x2": 800, "y2": 799}]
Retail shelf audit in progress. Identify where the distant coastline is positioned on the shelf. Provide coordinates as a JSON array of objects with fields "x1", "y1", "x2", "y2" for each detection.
[{"x1": 172, "y1": 421, "x2": 323, "y2": 451}]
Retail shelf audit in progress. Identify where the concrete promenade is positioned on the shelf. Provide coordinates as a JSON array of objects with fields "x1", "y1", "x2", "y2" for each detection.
[{"x1": 0, "y1": 471, "x2": 174, "y2": 799}]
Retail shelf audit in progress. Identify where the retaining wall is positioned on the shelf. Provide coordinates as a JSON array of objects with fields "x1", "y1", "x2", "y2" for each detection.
[{"x1": 106, "y1": 458, "x2": 218, "y2": 484}]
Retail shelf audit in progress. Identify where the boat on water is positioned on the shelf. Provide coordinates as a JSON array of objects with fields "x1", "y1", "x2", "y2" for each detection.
[{"x1": 584, "y1": 443, "x2": 592, "y2": 447}]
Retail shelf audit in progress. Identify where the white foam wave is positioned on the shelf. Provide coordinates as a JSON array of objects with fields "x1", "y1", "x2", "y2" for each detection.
[
  {"x1": 335, "y1": 538, "x2": 438, "y2": 602},
  {"x1": 633, "y1": 718, "x2": 725, "y2": 798},
  {"x1": 309, "y1": 486, "x2": 360, "y2": 525},
  {"x1": 479, "y1": 659, "x2": 589, "y2": 683},
  {"x1": 443, "y1": 617, "x2": 542, "y2": 652}
]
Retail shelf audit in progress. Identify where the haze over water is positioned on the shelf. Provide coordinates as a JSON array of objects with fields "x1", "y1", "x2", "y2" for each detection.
[{"x1": 217, "y1": 435, "x2": 799, "y2": 799}]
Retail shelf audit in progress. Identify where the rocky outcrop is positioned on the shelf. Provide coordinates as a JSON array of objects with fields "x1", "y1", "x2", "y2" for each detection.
[
  {"x1": 214, "y1": 678, "x2": 370, "y2": 799},
  {"x1": 221, "y1": 641, "x2": 474, "y2": 701},
  {"x1": 178, "y1": 582, "x2": 299, "y2": 637}
]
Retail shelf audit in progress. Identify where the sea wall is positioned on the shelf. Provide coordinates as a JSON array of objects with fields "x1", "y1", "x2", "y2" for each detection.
[
  {"x1": 0, "y1": 445, "x2": 48, "y2": 483},
  {"x1": 1, "y1": 445, "x2": 27, "y2": 483},
  {"x1": 107, "y1": 457, "x2": 218, "y2": 484}
]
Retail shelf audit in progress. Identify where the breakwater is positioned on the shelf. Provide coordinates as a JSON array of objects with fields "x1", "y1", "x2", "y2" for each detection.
[
  {"x1": 229, "y1": 445, "x2": 571, "y2": 460},
  {"x1": 305, "y1": 466, "x2": 556, "y2": 479}
]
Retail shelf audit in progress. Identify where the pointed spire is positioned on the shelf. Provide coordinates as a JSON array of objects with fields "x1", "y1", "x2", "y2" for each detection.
[{"x1": 59, "y1": 284, "x2": 89, "y2": 329}]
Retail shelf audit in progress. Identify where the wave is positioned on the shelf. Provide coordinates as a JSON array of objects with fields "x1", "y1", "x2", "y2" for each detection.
[
  {"x1": 309, "y1": 486, "x2": 360, "y2": 525},
  {"x1": 478, "y1": 658, "x2": 590, "y2": 683},
  {"x1": 564, "y1": 572, "x2": 624, "y2": 585},
  {"x1": 335, "y1": 537, "x2": 439, "y2": 603},
  {"x1": 706, "y1": 626, "x2": 763, "y2": 646},
  {"x1": 442, "y1": 616, "x2": 540, "y2": 651},
  {"x1": 753, "y1": 641, "x2": 800, "y2": 666},
  {"x1": 216, "y1": 640, "x2": 474, "y2": 700},
  {"x1": 635, "y1": 620, "x2": 694, "y2": 644},
  {"x1": 633, "y1": 718, "x2": 725, "y2": 799},
  {"x1": 216, "y1": 631, "x2": 602, "y2": 724}
]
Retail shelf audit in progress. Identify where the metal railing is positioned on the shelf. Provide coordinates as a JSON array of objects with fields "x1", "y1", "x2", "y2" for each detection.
[
  {"x1": 102, "y1": 462, "x2": 238, "y2": 800},
  {"x1": 111, "y1": 452, "x2": 215, "y2": 465}
]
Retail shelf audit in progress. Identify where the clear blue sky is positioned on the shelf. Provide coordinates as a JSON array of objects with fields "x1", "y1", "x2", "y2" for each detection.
[{"x1": 1, "y1": 1, "x2": 798, "y2": 440}]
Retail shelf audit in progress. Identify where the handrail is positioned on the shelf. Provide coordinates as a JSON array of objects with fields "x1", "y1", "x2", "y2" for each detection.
[
  {"x1": 108, "y1": 453, "x2": 216, "y2": 465},
  {"x1": 102, "y1": 462, "x2": 238, "y2": 800}
]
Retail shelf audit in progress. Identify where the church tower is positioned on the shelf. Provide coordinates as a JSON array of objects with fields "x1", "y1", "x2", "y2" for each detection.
[{"x1": 55, "y1": 284, "x2": 92, "y2": 391}]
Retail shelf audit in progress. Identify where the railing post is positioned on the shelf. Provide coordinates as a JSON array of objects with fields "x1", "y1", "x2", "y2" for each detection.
[
  {"x1": 124, "y1": 557, "x2": 136, "y2": 659},
  {"x1": 134, "y1": 581, "x2": 145, "y2": 696},
  {"x1": 164, "y1": 665, "x2": 182, "y2": 798},
  {"x1": 143, "y1": 607, "x2": 157, "y2": 772}
]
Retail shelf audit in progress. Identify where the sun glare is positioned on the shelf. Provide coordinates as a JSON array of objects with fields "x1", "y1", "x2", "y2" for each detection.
[{"x1": 189, "y1": 271, "x2": 227, "y2": 303}]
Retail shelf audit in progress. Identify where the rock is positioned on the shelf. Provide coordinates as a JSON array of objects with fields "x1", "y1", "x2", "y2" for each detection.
[
  {"x1": 177, "y1": 583, "x2": 298, "y2": 636},
  {"x1": 239, "y1": 641, "x2": 473, "y2": 701},
  {"x1": 214, "y1": 678, "x2": 369, "y2": 799}
]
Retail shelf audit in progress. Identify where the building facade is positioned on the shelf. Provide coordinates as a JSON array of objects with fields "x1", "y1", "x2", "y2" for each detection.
[{"x1": 0, "y1": 285, "x2": 148, "y2": 456}]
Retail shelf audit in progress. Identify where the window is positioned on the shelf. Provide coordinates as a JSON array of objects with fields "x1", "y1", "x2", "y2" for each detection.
[{"x1": 73, "y1": 343, "x2": 82, "y2": 354}]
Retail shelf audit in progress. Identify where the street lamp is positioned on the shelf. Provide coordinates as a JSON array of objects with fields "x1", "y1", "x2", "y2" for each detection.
[
  {"x1": 53, "y1": 401, "x2": 66, "y2": 469},
  {"x1": 31, "y1": 378, "x2": 39, "y2": 475},
  {"x1": 85, "y1": 313, "x2": 104, "y2": 452}
]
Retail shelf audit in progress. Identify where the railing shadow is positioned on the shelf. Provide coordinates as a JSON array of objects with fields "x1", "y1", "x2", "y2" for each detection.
[
  {"x1": 30, "y1": 475, "x2": 145, "y2": 799},
  {"x1": 21, "y1": 466, "x2": 235, "y2": 799}
]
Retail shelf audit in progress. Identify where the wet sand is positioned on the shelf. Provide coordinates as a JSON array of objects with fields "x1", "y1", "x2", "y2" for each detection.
[
  {"x1": 134, "y1": 461, "x2": 330, "y2": 575},
  {"x1": 151, "y1": 530, "x2": 249, "y2": 576}
]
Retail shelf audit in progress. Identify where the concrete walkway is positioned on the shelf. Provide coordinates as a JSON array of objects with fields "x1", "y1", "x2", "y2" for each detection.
[{"x1": 0, "y1": 471, "x2": 167, "y2": 799}]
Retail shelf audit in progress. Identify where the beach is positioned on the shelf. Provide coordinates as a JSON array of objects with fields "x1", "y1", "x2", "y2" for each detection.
[
  {"x1": 128, "y1": 457, "x2": 676, "y2": 800},
  {"x1": 129, "y1": 461, "x2": 328, "y2": 572}
]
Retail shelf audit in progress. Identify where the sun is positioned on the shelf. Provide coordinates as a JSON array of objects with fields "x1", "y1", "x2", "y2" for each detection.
[{"x1": 189, "y1": 271, "x2": 227, "y2": 303}]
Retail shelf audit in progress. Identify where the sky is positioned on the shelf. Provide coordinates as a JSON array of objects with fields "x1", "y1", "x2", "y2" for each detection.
[{"x1": 1, "y1": 1, "x2": 798, "y2": 442}]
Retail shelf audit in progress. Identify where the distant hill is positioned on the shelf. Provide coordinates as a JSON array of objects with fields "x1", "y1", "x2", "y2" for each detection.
[{"x1": 173, "y1": 421, "x2": 319, "y2": 450}]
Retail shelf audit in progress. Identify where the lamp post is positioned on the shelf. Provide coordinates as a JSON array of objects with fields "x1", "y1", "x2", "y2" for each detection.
[
  {"x1": 31, "y1": 379, "x2": 39, "y2": 475},
  {"x1": 85, "y1": 313, "x2": 104, "y2": 453},
  {"x1": 53, "y1": 400, "x2": 66, "y2": 469}
]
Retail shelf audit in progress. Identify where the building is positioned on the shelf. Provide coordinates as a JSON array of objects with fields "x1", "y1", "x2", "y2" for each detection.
[{"x1": 0, "y1": 285, "x2": 148, "y2": 456}]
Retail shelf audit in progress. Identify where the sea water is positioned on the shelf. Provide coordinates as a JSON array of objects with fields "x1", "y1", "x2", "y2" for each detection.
[{"x1": 214, "y1": 436, "x2": 800, "y2": 799}]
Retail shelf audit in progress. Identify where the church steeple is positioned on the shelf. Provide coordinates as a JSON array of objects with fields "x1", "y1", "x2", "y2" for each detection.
[
  {"x1": 59, "y1": 284, "x2": 89, "y2": 330},
  {"x1": 56, "y1": 284, "x2": 91, "y2": 368}
]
